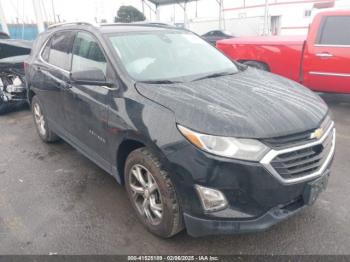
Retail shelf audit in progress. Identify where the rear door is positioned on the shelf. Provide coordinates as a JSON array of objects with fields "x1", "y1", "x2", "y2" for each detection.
[
  {"x1": 303, "y1": 14, "x2": 350, "y2": 93},
  {"x1": 32, "y1": 31, "x2": 75, "y2": 130}
]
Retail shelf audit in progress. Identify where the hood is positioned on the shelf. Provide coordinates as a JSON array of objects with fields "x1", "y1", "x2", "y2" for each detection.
[
  {"x1": 135, "y1": 68, "x2": 328, "y2": 139},
  {"x1": 0, "y1": 55, "x2": 29, "y2": 75},
  {"x1": 0, "y1": 39, "x2": 32, "y2": 59}
]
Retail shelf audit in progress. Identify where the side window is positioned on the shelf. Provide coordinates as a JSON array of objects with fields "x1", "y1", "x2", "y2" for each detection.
[
  {"x1": 317, "y1": 16, "x2": 350, "y2": 45},
  {"x1": 71, "y1": 32, "x2": 107, "y2": 75},
  {"x1": 47, "y1": 31, "x2": 75, "y2": 70}
]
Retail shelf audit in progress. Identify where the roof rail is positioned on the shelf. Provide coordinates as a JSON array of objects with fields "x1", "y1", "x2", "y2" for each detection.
[
  {"x1": 99, "y1": 22, "x2": 178, "y2": 29},
  {"x1": 48, "y1": 22, "x2": 96, "y2": 30}
]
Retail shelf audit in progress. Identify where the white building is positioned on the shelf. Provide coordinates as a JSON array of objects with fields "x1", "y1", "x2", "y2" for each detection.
[{"x1": 184, "y1": 0, "x2": 350, "y2": 36}]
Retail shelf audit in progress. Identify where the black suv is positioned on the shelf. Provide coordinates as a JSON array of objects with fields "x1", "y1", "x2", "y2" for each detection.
[{"x1": 25, "y1": 22, "x2": 335, "y2": 238}]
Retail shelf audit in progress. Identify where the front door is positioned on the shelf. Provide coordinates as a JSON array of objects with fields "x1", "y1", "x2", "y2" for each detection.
[
  {"x1": 63, "y1": 31, "x2": 111, "y2": 167},
  {"x1": 303, "y1": 15, "x2": 350, "y2": 93}
]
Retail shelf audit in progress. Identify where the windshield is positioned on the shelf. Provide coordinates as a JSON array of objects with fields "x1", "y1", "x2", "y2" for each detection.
[{"x1": 108, "y1": 31, "x2": 238, "y2": 82}]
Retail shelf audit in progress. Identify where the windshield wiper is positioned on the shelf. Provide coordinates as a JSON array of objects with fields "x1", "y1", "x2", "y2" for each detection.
[
  {"x1": 138, "y1": 80, "x2": 182, "y2": 84},
  {"x1": 192, "y1": 71, "x2": 235, "y2": 82}
]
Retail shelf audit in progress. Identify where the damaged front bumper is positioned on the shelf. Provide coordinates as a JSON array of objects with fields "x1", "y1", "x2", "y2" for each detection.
[
  {"x1": 0, "y1": 68, "x2": 27, "y2": 113},
  {"x1": 0, "y1": 39, "x2": 32, "y2": 114}
]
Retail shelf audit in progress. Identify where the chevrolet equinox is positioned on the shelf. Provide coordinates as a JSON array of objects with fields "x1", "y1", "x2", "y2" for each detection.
[{"x1": 25, "y1": 23, "x2": 336, "y2": 238}]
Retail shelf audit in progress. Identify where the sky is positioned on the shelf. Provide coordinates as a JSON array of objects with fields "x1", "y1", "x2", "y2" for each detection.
[
  {"x1": 2, "y1": 0, "x2": 350, "y2": 25},
  {"x1": 0, "y1": 0, "x2": 221, "y2": 24}
]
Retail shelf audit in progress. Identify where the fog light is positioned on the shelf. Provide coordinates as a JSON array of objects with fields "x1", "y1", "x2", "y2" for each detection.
[{"x1": 195, "y1": 185, "x2": 228, "y2": 212}]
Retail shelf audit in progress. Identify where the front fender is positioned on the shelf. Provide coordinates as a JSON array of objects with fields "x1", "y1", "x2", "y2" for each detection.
[{"x1": 107, "y1": 93, "x2": 186, "y2": 183}]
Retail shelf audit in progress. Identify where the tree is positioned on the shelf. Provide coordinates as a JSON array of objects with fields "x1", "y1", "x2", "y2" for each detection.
[{"x1": 114, "y1": 5, "x2": 146, "y2": 23}]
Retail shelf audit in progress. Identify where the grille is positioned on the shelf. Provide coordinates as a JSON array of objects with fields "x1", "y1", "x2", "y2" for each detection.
[
  {"x1": 262, "y1": 116, "x2": 332, "y2": 149},
  {"x1": 270, "y1": 127, "x2": 334, "y2": 179}
]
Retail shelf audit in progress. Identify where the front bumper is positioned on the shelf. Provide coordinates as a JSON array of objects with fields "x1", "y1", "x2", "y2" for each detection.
[
  {"x1": 165, "y1": 128, "x2": 335, "y2": 237},
  {"x1": 184, "y1": 169, "x2": 330, "y2": 237},
  {"x1": 184, "y1": 203, "x2": 304, "y2": 237}
]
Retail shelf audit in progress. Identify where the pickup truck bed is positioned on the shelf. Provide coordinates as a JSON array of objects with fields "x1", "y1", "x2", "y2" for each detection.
[
  {"x1": 217, "y1": 10, "x2": 350, "y2": 94},
  {"x1": 217, "y1": 36, "x2": 306, "y2": 83}
]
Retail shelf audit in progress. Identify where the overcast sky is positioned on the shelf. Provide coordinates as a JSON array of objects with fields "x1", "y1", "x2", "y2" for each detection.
[
  {"x1": 1, "y1": 0, "x2": 220, "y2": 24},
  {"x1": 2, "y1": 0, "x2": 350, "y2": 25}
]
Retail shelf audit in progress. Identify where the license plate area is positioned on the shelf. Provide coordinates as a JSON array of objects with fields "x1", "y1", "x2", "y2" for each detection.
[{"x1": 303, "y1": 172, "x2": 329, "y2": 205}]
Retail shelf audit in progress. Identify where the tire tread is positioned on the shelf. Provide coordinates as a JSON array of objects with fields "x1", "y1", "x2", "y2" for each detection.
[{"x1": 126, "y1": 148, "x2": 183, "y2": 238}]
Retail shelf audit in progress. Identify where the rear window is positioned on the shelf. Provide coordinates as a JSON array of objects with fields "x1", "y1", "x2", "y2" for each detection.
[{"x1": 317, "y1": 16, "x2": 350, "y2": 45}]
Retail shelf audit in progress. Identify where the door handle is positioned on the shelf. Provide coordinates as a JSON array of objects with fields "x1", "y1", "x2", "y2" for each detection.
[{"x1": 316, "y1": 53, "x2": 333, "y2": 58}]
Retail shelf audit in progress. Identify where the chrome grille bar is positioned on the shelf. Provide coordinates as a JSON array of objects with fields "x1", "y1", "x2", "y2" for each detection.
[{"x1": 260, "y1": 122, "x2": 336, "y2": 185}]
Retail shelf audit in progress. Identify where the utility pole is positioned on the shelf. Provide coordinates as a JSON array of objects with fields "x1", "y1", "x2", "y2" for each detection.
[
  {"x1": 51, "y1": 0, "x2": 57, "y2": 23},
  {"x1": 263, "y1": 0, "x2": 269, "y2": 36},
  {"x1": 183, "y1": 2, "x2": 187, "y2": 28},
  {"x1": 156, "y1": 4, "x2": 160, "y2": 21},
  {"x1": 218, "y1": 0, "x2": 223, "y2": 30},
  {"x1": 0, "y1": 0, "x2": 10, "y2": 35},
  {"x1": 141, "y1": 0, "x2": 145, "y2": 16},
  {"x1": 32, "y1": 0, "x2": 45, "y2": 33}
]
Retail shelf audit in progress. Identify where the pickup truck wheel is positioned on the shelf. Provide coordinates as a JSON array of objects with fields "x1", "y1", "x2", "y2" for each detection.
[
  {"x1": 243, "y1": 61, "x2": 269, "y2": 71},
  {"x1": 125, "y1": 148, "x2": 183, "y2": 238},
  {"x1": 31, "y1": 96, "x2": 59, "y2": 143}
]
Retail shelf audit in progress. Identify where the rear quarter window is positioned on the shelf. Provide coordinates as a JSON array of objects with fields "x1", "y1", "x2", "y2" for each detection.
[{"x1": 41, "y1": 39, "x2": 51, "y2": 61}]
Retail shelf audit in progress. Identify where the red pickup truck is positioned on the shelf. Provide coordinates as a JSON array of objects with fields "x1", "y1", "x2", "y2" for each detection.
[{"x1": 217, "y1": 10, "x2": 350, "y2": 94}]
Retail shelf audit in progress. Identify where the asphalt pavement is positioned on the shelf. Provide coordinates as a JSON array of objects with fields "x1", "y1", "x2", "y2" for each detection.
[{"x1": 0, "y1": 94, "x2": 349, "y2": 255}]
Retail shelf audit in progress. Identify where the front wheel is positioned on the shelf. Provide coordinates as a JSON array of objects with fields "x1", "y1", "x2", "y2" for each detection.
[{"x1": 125, "y1": 148, "x2": 183, "y2": 238}]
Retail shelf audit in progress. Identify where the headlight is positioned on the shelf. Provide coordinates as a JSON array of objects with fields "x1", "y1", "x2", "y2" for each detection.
[{"x1": 178, "y1": 125, "x2": 270, "y2": 161}]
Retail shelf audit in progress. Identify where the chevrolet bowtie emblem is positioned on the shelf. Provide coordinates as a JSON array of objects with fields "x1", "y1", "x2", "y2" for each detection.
[{"x1": 310, "y1": 128, "x2": 324, "y2": 140}]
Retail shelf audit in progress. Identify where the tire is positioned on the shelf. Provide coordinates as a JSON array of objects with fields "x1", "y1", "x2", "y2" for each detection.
[
  {"x1": 0, "y1": 100, "x2": 10, "y2": 115},
  {"x1": 243, "y1": 61, "x2": 269, "y2": 71},
  {"x1": 125, "y1": 148, "x2": 183, "y2": 238},
  {"x1": 31, "y1": 95, "x2": 60, "y2": 143}
]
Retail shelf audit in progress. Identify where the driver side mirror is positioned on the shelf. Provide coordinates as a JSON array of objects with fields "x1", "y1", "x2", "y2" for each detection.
[{"x1": 70, "y1": 68, "x2": 111, "y2": 86}]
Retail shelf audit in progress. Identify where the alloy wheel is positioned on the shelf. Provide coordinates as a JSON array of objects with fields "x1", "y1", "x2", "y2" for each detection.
[
  {"x1": 128, "y1": 164, "x2": 163, "y2": 225},
  {"x1": 33, "y1": 102, "x2": 46, "y2": 136}
]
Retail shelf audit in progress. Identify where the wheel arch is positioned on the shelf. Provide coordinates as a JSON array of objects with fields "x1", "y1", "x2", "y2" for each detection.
[
  {"x1": 115, "y1": 136, "x2": 173, "y2": 185},
  {"x1": 238, "y1": 60, "x2": 271, "y2": 71},
  {"x1": 27, "y1": 87, "x2": 36, "y2": 105},
  {"x1": 116, "y1": 139, "x2": 145, "y2": 185}
]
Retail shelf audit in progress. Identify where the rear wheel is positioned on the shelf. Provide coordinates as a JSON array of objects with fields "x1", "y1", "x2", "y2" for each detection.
[
  {"x1": 31, "y1": 96, "x2": 59, "y2": 143},
  {"x1": 125, "y1": 148, "x2": 183, "y2": 238},
  {"x1": 243, "y1": 61, "x2": 269, "y2": 71}
]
